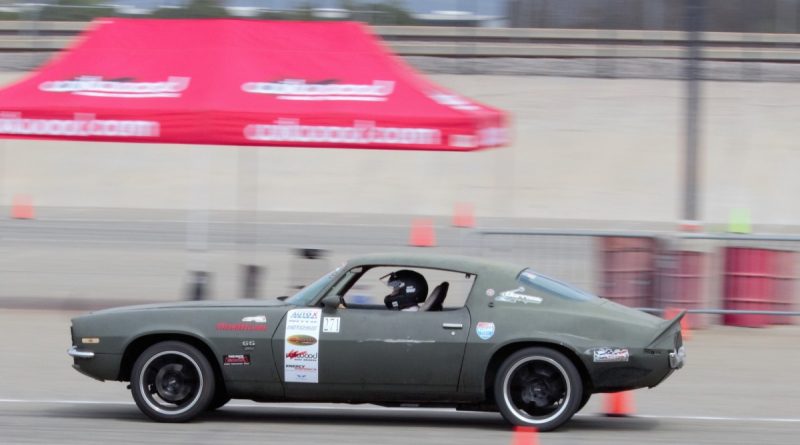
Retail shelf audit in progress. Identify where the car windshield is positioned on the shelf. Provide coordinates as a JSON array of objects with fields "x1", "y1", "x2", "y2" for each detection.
[
  {"x1": 286, "y1": 265, "x2": 344, "y2": 306},
  {"x1": 518, "y1": 269, "x2": 597, "y2": 302}
]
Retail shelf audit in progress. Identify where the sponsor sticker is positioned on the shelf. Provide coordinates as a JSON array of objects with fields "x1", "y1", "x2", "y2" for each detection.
[
  {"x1": 286, "y1": 350, "x2": 318, "y2": 360},
  {"x1": 241, "y1": 315, "x2": 267, "y2": 323},
  {"x1": 591, "y1": 348, "x2": 630, "y2": 363},
  {"x1": 223, "y1": 354, "x2": 250, "y2": 366},
  {"x1": 476, "y1": 322, "x2": 495, "y2": 340},
  {"x1": 494, "y1": 287, "x2": 543, "y2": 305},
  {"x1": 287, "y1": 334, "x2": 317, "y2": 346},
  {"x1": 323, "y1": 317, "x2": 341, "y2": 333},
  {"x1": 284, "y1": 308, "x2": 322, "y2": 383},
  {"x1": 216, "y1": 322, "x2": 267, "y2": 331},
  {"x1": 241, "y1": 340, "x2": 256, "y2": 351}
]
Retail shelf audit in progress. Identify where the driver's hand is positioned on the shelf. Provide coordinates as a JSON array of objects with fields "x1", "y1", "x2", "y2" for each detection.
[{"x1": 337, "y1": 303, "x2": 346, "y2": 309}]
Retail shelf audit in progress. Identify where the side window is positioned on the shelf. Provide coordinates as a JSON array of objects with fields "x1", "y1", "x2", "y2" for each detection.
[{"x1": 342, "y1": 266, "x2": 475, "y2": 310}]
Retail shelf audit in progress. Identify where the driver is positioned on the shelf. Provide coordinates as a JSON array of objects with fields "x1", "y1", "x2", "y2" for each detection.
[{"x1": 383, "y1": 269, "x2": 428, "y2": 311}]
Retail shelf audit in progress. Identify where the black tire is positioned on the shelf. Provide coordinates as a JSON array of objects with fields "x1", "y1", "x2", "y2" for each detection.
[
  {"x1": 494, "y1": 347, "x2": 583, "y2": 432},
  {"x1": 207, "y1": 391, "x2": 231, "y2": 412},
  {"x1": 130, "y1": 341, "x2": 215, "y2": 422},
  {"x1": 577, "y1": 392, "x2": 591, "y2": 413}
]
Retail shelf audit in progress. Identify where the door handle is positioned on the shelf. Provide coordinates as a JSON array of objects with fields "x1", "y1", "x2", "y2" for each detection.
[{"x1": 442, "y1": 323, "x2": 463, "y2": 330}]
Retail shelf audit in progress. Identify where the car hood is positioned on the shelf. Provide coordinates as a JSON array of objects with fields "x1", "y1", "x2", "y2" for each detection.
[{"x1": 86, "y1": 299, "x2": 290, "y2": 315}]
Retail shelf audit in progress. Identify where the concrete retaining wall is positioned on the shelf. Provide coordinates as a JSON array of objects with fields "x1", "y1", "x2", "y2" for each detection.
[{"x1": 1, "y1": 72, "x2": 798, "y2": 228}]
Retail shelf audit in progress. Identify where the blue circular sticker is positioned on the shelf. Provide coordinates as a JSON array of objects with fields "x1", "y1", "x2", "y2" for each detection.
[{"x1": 476, "y1": 322, "x2": 495, "y2": 340}]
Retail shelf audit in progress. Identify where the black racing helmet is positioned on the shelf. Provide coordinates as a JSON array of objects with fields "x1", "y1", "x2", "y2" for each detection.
[{"x1": 383, "y1": 269, "x2": 428, "y2": 310}]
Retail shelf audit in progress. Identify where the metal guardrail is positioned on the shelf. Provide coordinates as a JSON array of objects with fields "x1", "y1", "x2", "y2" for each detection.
[
  {"x1": 0, "y1": 22, "x2": 798, "y2": 61},
  {"x1": 639, "y1": 308, "x2": 800, "y2": 316},
  {"x1": 679, "y1": 233, "x2": 800, "y2": 242}
]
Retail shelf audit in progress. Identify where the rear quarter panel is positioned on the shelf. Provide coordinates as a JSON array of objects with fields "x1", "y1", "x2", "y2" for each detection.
[{"x1": 460, "y1": 271, "x2": 666, "y2": 397}]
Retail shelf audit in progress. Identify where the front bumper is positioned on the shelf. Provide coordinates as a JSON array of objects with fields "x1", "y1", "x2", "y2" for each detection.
[
  {"x1": 67, "y1": 346, "x2": 121, "y2": 381},
  {"x1": 68, "y1": 346, "x2": 95, "y2": 359}
]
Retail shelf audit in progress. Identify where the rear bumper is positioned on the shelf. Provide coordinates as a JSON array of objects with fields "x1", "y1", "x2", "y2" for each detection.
[
  {"x1": 669, "y1": 345, "x2": 686, "y2": 369},
  {"x1": 588, "y1": 331, "x2": 685, "y2": 392}
]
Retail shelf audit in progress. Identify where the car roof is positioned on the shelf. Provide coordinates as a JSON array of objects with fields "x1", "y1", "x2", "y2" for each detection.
[{"x1": 345, "y1": 252, "x2": 524, "y2": 277}]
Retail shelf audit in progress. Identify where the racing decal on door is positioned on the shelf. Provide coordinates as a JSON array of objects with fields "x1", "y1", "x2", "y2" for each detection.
[
  {"x1": 284, "y1": 308, "x2": 322, "y2": 383},
  {"x1": 322, "y1": 317, "x2": 340, "y2": 333}
]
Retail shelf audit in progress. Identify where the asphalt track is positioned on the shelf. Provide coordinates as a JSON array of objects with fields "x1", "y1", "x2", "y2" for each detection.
[{"x1": 1, "y1": 310, "x2": 798, "y2": 445}]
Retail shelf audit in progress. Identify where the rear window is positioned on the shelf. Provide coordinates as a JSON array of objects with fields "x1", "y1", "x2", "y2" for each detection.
[{"x1": 518, "y1": 269, "x2": 597, "y2": 302}]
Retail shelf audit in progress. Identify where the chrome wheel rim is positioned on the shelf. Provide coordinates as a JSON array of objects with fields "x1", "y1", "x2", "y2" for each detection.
[
  {"x1": 502, "y1": 356, "x2": 571, "y2": 424},
  {"x1": 139, "y1": 351, "x2": 203, "y2": 415}
]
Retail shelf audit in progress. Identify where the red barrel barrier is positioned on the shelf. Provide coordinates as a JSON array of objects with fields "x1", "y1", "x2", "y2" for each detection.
[
  {"x1": 771, "y1": 250, "x2": 796, "y2": 325},
  {"x1": 658, "y1": 251, "x2": 708, "y2": 329},
  {"x1": 723, "y1": 247, "x2": 772, "y2": 327},
  {"x1": 598, "y1": 237, "x2": 657, "y2": 308}
]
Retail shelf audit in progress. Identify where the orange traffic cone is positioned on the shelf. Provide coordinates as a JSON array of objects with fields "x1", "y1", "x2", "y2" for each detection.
[
  {"x1": 604, "y1": 391, "x2": 635, "y2": 417},
  {"x1": 511, "y1": 426, "x2": 539, "y2": 445},
  {"x1": 11, "y1": 195, "x2": 34, "y2": 219},
  {"x1": 409, "y1": 218, "x2": 436, "y2": 247},
  {"x1": 678, "y1": 220, "x2": 702, "y2": 232},
  {"x1": 452, "y1": 202, "x2": 475, "y2": 228},
  {"x1": 664, "y1": 307, "x2": 691, "y2": 341}
]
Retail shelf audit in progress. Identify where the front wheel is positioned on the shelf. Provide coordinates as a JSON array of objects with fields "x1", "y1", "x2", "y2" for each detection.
[
  {"x1": 207, "y1": 391, "x2": 231, "y2": 411},
  {"x1": 130, "y1": 341, "x2": 215, "y2": 422},
  {"x1": 494, "y1": 347, "x2": 583, "y2": 432}
]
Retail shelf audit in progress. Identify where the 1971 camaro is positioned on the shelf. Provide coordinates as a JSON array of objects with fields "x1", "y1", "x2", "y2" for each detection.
[{"x1": 68, "y1": 253, "x2": 685, "y2": 431}]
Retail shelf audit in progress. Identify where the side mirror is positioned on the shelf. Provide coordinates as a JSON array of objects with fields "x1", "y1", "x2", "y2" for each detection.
[{"x1": 321, "y1": 294, "x2": 340, "y2": 311}]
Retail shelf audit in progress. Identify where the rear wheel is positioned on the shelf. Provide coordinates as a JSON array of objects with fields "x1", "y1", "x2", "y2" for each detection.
[
  {"x1": 130, "y1": 341, "x2": 215, "y2": 422},
  {"x1": 494, "y1": 347, "x2": 583, "y2": 432},
  {"x1": 577, "y1": 392, "x2": 591, "y2": 413}
]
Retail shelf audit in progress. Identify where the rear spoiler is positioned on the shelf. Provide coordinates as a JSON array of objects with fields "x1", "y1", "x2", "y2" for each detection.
[{"x1": 646, "y1": 310, "x2": 686, "y2": 349}]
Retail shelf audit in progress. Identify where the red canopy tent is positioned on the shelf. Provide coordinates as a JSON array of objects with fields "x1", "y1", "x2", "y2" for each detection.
[{"x1": 0, "y1": 18, "x2": 507, "y2": 151}]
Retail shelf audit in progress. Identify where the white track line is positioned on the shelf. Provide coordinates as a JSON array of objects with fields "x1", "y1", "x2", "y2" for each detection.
[
  {"x1": 634, "y1": 414, "x2": 800, "y2": 423},
  {"x1": 1, "y1": 398, "x2": 799, "y2": 423}
]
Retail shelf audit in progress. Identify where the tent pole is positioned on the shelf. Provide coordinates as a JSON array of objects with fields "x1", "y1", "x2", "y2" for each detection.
[
  {"x1": 237, "y1": 146, "x2": 261, "y2": 299},
  {"x1": 185, "y1": 147, "x2": 211, "y2": 300},
  {"x1": 0, "y1": 141, "x2": 5, "y2": 234},
  {"x1": 0, "y1": 141, "x2": 4, "y2": 215}
]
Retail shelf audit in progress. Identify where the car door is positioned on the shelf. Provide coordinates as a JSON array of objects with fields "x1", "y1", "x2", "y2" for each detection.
[{"x1": 279, "y1": 306, "x2": 471, "y2": 401}]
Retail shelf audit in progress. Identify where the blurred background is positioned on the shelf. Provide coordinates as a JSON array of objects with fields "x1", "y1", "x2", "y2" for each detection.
[
  {"x1": 0, "y1": 3, "x2": 799, "y2": 444},
  {"x1": 0, "y1": 0, "x2": 798, "y2": 328}
]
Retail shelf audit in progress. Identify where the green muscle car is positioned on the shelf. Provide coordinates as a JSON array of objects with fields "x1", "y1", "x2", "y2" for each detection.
[{"x1": 68, "y1": 253, "x2": 685, "y2": 431}]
